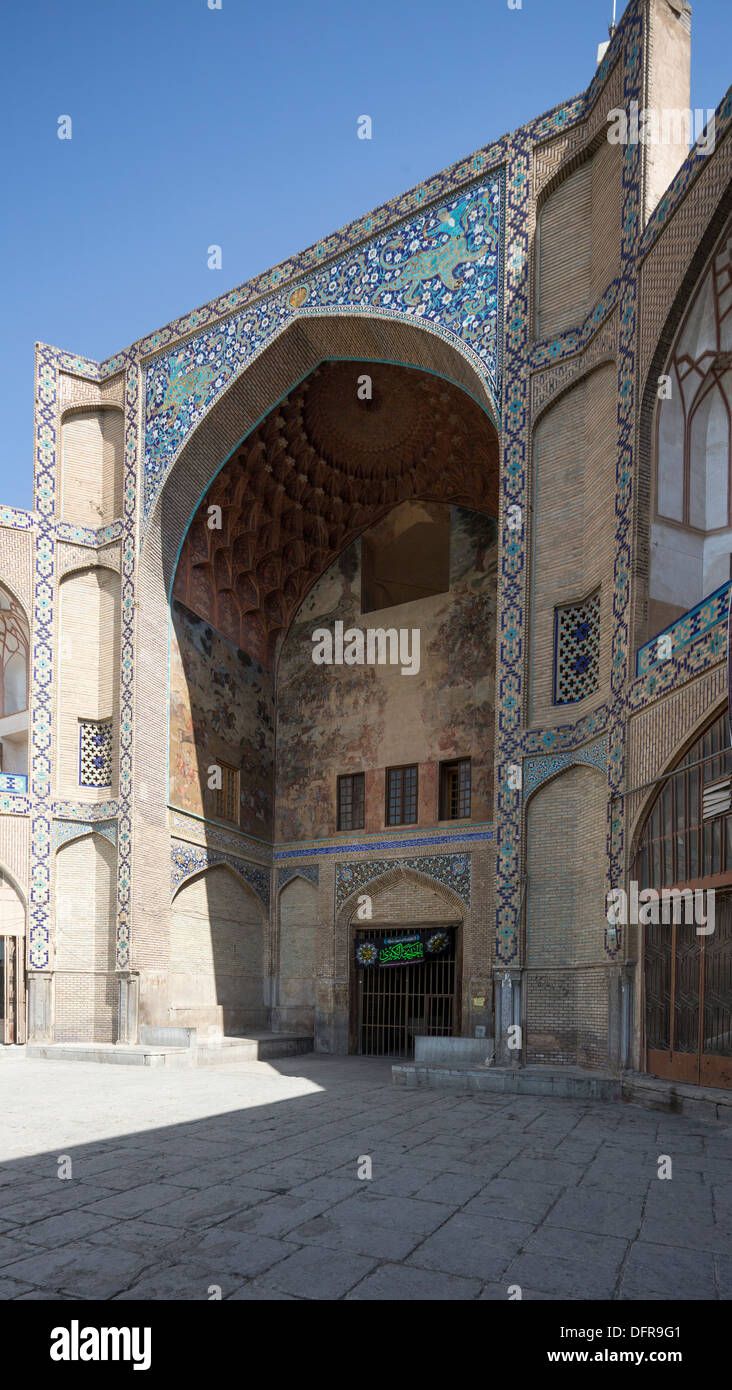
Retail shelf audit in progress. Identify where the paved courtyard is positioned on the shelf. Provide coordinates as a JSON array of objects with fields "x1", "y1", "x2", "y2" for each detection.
[{"x1": 0, "y1": 1050, "x2": 730, "y2": 1301}]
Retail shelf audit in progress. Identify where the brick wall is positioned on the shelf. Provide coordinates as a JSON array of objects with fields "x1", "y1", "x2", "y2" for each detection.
[
  {"x1": 644, "y1": 0, "x2": 693, "y2": 221},
  {"x1": 536, "y1": 142, "x2": 621, "y2": 341},
  {"x1": 274, "y1": 875, "x2": 318, "y2": 1033},
  {"x1": 57, "y1": 566, "x2": 120, "y2": 799},
  {"x1": 525, "y1": 763, "x2": 610, "y2": 1067},
  {"x1": 531, "y1": 363, "x2": 617, "y2": 723},
  {"x1": 54, "y1": 832, "x2": 117, "y2": 1042},
  {"x1": 61, "y1": 409, "x2": 123, "y2": 527},
  {"x1": 169, "y1": 864, "x2": 268, "y2": 1035}
]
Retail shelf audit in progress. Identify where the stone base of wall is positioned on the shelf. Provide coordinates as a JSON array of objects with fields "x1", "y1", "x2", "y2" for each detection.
[{"x1": 169, "y1": 1004, "x2": 270, "y2": 1037}]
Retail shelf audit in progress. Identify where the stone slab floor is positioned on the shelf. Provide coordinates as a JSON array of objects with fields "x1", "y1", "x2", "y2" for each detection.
[{"x1": 0, "y1": 1051, "x2": 730, "y2": 1301}]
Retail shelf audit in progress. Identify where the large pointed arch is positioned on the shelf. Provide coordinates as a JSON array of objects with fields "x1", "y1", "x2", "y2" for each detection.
[{"x1": 133, "y1": 313, "x2": 500, "y2": 975}]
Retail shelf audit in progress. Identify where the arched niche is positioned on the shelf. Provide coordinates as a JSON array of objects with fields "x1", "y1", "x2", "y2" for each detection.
[
  {"x1": 524, "y1": 762, "x2": 609, "y2": 1069},
  {"x1": 274, "y1": 875, "x2": 318, "y2": 1034},
  {"x1": 54, "y1": 832, "x2": 117, "y2": 1043},
  {"x1": 649, "y1": 219, "x2": 732, "y2": 637},
  {"x1": 57, "y1": 566, "x2": 120, "y2": 798},
  {"x1": 61, "y1": 406, "x2": 123, "y2": 527},
  {"x1": 169, "y1": 863, "x2": 267, "y2": 1037}
]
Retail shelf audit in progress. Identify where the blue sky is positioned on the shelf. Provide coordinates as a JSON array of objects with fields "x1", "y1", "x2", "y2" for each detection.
[{"x1": 2, "y1": 0, "x2": 729, "y2": 509}]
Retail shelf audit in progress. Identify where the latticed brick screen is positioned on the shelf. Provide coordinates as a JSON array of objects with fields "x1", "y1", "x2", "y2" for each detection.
[
  {"x1": 78, "y1": 719, "x2": 113, "y2": 788},
  {"x1": 554, "y1": 591, "x2": 601, "y2": 704}
]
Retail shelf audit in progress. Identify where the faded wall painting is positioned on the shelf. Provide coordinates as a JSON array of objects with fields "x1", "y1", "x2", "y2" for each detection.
[
  {"x1": 169, "y1": 600, "x2": 275, "y2": 838},
  {"x1": 276, "y1": 504, "x2": 498, "y2": 842}
]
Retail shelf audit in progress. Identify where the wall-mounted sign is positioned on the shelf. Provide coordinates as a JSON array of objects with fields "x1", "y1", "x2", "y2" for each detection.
[{"x1": 355, "y1": 928, "x2": 452, "y2": 970}]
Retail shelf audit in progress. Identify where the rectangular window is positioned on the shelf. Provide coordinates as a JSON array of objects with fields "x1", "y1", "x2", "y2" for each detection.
[
  {"x1": 440, "y1": 758, "x2": 471, "y2": 820},
  {"x1": 215, "y1": 761, "x2": 240, "y2": 825},
  {"x1": 337, "y1": 773, "x2": 365, "y2": 831},
  {"x1": 386, "y1": 765, "x2": 418, "y2": 826}
]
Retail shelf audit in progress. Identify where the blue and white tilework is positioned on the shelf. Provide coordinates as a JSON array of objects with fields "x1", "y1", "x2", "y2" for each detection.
[
  {"x1": 523, "y1": 736, "x2": 610, "y2": 800},
  {"x1": 142, "y1": 177, "x2": 505, "y2": 525},
  {"x1": 335, "y1": 853, "x2": 471, "y2": 913},
  {"x1": 170, "y1": 839, "x2": 270, "y2": 910},
  {"x1": 277, "y1": 864, "x2": 319, "y2": 893}
]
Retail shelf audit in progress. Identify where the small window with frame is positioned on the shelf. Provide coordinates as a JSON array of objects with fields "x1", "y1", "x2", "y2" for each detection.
[
  {"x1": 214, "y1": 760, "x2": 240, "y2": 825},
  {"x1": 386, "y1": 764, "x2": 418, "y2": 826},
  {"x1": 337, "y1": 773, "x2": 365, "y2": 831},
  {"x1": 440, "y1": 758, "x2": 471, "y2": 820}
]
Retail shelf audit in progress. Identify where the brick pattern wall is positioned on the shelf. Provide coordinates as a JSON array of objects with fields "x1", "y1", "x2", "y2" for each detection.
[
  {"x1": 61, "y1": 410, "x2": 123, "y2": 527},
  {"x1": 274, "y1": 875, "x2": 318, "y2": 1033},
  {"x1": 526, "y1": 968, "x2": 609, "y2": 1069},
  {"x1": 169, "y1": 864, "x2": 268, "y2": 1034},
  {"x1": 54, "y1": 832, "x2": 117, "y2": 1042},
  {"x1": 536, "y1": 143, "x2": 621, "y2": 341},
  {"x1": 525, "y1": 764, "x2": 610, "y2": 1067},
  {"x1": 58, "y1": 372, "x2": 124, "y2": 417},
  {"x1": 531, "y1": 363, "x2": 617, "y2": 723},
  {"x1": 644, "y1": 0, "x2": 693, "y2": 221},
  {"x1": 57, "y1": 542, "x2": 121, "y2": 581},
  {"x1": 526, "y1": 764, "x2": 607, "y2": 967},
  {"x1": 0, "y1": 527, "x2": 33, "y2": 615},
  {"x1": 537, "y1": 162, "x2": 592, "y2": 339},
  {"x1": 57, "y1": 567, "x2": 120, "y2": 800}
]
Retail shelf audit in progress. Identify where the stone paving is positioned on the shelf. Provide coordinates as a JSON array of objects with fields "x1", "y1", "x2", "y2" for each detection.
[{"x1": 0, "y1": 1050, "x2": 730, "y2": 1300}]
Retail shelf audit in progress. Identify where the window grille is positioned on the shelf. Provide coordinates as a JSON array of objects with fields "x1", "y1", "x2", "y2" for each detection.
[
  {"x1": 554, "y1": 592, "x2": 601, "y2": 704},
  {"x1": 79, "y1": 720, "x2": 113, "y2": 788}
]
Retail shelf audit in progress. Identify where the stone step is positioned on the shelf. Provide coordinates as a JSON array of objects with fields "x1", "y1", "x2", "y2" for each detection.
[
  {"x1": 24, "y1": 1033, "x2": 313, "y2": 1068},
  {"x1": 392, "y1": 1061, "x2": 732, "y2": 1121},
  {"x1": 193, "y1": 1034, "x2": 313, "y2": 1065},
  {"x1": 24, "y1": 1042, "x2": 190, "y2": 1068},
  {"x1": 393, "y1": 1061, "x2": 621, "y2": 1102},
  {"x1": 621, "y1": 1070, "x2": 732, "y2": 1124}
]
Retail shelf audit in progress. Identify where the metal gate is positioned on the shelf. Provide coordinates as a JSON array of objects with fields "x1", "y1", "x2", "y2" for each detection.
[
  {"x1": 0, "y1": 936, "x2": 25, "y2": 1045},
  {"x1": 645, "y1": 892, "x2": 732, "y2": 1089},
  {"x1": 355, "y1": 927, "x2": 456, "y2": 1057}
]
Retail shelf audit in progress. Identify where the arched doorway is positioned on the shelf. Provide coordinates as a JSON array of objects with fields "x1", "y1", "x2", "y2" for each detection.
[
  {"x1": 633, "y1": 708, "x2": 732, "y2": 1088},
  {"x1": 342, "y1": 867, "x2": 464, "y2": 1058}
]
